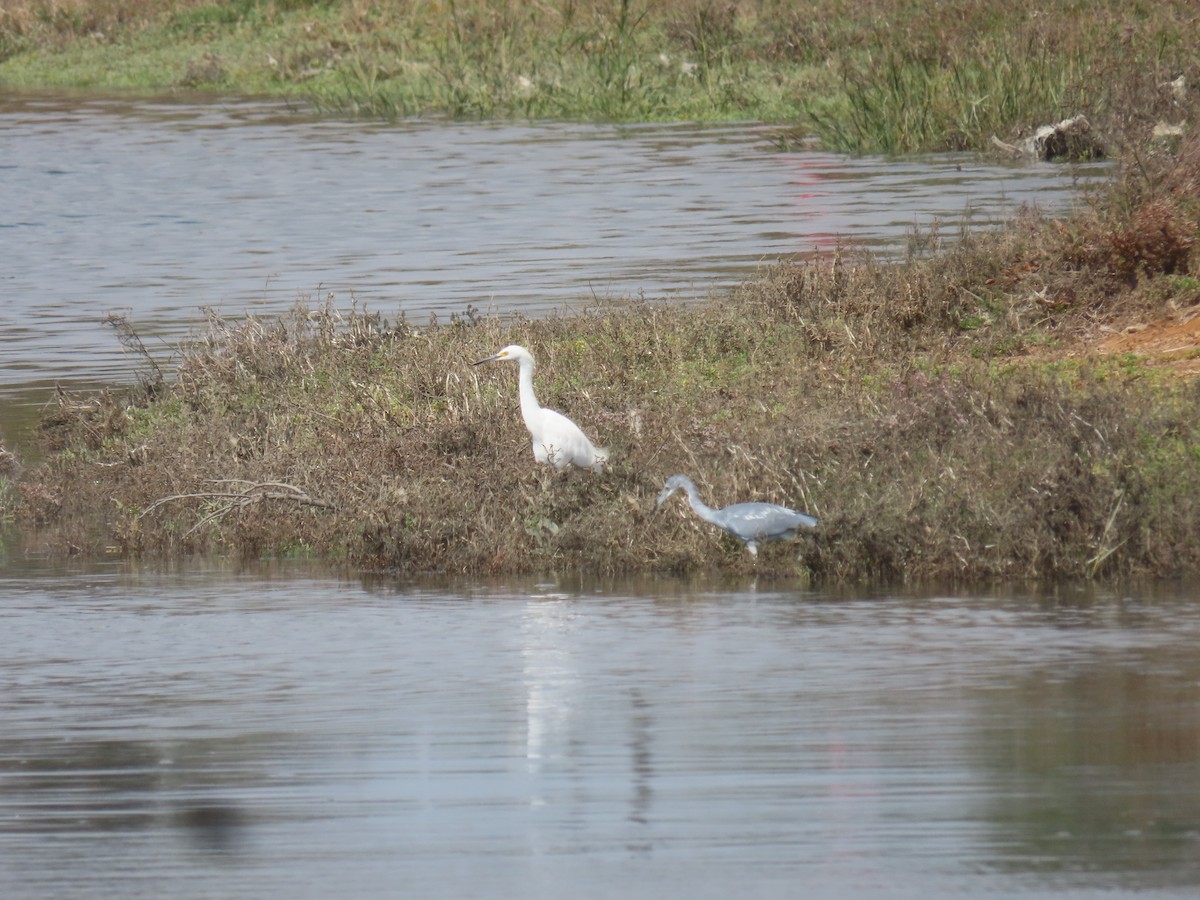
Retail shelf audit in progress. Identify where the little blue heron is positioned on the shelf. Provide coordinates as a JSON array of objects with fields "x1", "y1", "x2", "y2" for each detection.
[
  {"x1": 655, "y1": 474, "x2": 818, "y2": 556},
  {"x1": 473, "y1": 344, "x2": 608, "y2": 471}
]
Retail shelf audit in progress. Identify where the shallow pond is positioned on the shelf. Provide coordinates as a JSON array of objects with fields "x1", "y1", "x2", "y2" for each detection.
[
  {"x1": 1, "y1": 560, "x2": 1198, "y2": 898},
  {"x1": 0, "y1": 93, "x2": 1106, "y2": 409}
]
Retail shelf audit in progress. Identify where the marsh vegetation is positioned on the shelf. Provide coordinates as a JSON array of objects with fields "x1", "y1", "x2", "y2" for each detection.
[
  {"x1": 3, "y1": 1, "x2": 1200, "y2": 583},
  {"x1": 13, "y1": 127, "x2": 1200, "y2": 582},
  {"x1": 1, "y1": 0, "x2": 1196, "y2": 153}
]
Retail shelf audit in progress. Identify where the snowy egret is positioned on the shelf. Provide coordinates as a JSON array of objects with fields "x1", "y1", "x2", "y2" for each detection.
[
  {"x1": 473, "y1": 344, "x2": 608, "y2": 471},
  {"x1": 655, "y1": 474, "x2": 818, "y2": 556}
]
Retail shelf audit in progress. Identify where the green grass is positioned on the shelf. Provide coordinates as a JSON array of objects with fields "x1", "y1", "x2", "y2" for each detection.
[
  {"x1": 2, "y1": 0, "x2": 1198, "y2": 153},
  {"x1": 806, "y1": 37, "x2": 1085, "y2": 155}
]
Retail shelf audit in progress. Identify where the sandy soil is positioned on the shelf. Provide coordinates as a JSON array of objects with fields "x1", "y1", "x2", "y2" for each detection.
[{"x1": 1089, "y1": 304, "x2": 1200, "y2": 378}]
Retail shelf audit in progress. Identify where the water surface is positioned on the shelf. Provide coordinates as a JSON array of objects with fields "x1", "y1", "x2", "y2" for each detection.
[
  {"x1": 0, "y1": 93, "x2": 1105, "y2": 406},
  {"x1": 1, "y1": 561, "x2": 1197, "y2": 898}
]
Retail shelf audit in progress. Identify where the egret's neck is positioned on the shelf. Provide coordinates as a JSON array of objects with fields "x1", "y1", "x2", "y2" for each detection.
[
  {"x1": 516, "y1": 357, "x2": 541, "y2": 425},
  {"x1": 683, "y1": 482, "x2": 720, "y2": 525}
]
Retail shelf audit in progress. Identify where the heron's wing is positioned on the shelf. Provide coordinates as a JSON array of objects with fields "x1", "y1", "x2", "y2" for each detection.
[
  {"x1": 532, "y1": 407, "x2": 601, "y2": 468},
  {"x1": 722, "y1": 502, "x2": 818, "y2": 540}
]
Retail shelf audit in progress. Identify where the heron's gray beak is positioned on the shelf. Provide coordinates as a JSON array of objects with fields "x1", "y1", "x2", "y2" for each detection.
[
  {"x1": 472, "y1": 353, "x2": 501, "y2": 366},
  {"x1": 653, "y1": 489, "x2": 673, "y2": 511}
]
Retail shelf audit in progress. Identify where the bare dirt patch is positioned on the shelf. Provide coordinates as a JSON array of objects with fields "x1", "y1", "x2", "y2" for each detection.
[{"x1": 1091, "y1": 305, "x2": 1200, "y2": 378}]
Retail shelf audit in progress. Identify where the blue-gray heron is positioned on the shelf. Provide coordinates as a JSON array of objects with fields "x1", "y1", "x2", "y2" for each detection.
[
  {"x1": 655, "y1": 474, "x2": 818, "y2": 556},
  {"x1": 473, "y1": 344, "x2": 608, "y2": 471}
]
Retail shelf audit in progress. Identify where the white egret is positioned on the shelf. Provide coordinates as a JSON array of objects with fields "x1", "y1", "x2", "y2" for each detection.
[
  {"x1": 655, "y1": 474, "x2": 818, "y2": 556},
  {"x1": 473, "y1": 344, "x2": 608, "y2": 471}
]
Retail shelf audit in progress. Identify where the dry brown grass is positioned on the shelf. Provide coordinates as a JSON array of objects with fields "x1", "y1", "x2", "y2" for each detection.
[{"x1": 1, "y1": 0, "x2": 196, "y2": 44}]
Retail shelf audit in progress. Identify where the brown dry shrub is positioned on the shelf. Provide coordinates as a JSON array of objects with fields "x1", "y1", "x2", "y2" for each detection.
[
  {"x1": 0, "y1": 445, "x2": 20, "y2": 479},
  {"x1": 1101, "y1": 197, "x2": 1197, "y2": 276},
  {"x1": 36, "y1": 390, "x2": 131, "y2": 452},
  {"x1": 1055, "y1": 132, "x2": 1200, "y2": 280}
]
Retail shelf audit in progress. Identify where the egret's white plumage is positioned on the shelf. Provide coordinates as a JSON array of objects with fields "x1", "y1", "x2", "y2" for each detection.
[
  {"x1": 473, "y1": 344, "x2": 608, "y2": 471},
  {"x1": 655, "y1": 474, "x2": 818, "y2": 556}
]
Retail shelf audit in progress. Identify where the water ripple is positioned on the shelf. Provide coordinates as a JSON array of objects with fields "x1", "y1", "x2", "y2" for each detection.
[{"x1": 0, "y1": 94, "x2": 1108, "y2": 406}]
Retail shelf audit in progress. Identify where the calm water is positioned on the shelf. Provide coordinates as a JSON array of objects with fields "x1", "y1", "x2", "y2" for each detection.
[
  {"x1": 1, "y1": 560, "x2": 1198, "y2": 898},
  {"x1": 0, "y1": 92, "x2": 1106, "y2": 408}
]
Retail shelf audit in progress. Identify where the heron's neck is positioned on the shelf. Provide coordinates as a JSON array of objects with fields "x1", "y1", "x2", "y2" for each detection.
[
  {"x1": 517, "y1": 358, "x2": 541, "y2": 424},
  {"x1": 683, "y1": 483, "x2": 720, "y2": 525}
]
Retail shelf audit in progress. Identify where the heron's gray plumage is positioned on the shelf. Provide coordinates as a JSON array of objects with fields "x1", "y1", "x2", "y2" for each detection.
[{"x1": 654, "y1": 474, "x2": 818, "y2": 556}]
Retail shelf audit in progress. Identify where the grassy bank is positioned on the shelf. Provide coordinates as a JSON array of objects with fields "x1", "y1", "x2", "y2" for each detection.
[
  {"x1": 1, "y1": 0, "x2": 1197, "y2": 153},
  {"x1": 12, "y1": 131, "x2": 1200, "y2": 583}
]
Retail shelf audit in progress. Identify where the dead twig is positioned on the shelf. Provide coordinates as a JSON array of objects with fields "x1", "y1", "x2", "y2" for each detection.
[
  {"x1": 103, "y1": 312, "x2": 165, "y2": 395},
  {"x1": 137, "y1": 479, "x2": 337, "y2": 536}
]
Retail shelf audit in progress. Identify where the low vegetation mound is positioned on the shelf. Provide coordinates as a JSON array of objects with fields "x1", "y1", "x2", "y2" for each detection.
[{"x1": 12, "y1": 133, "x2": 1200, "y2": 583}]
